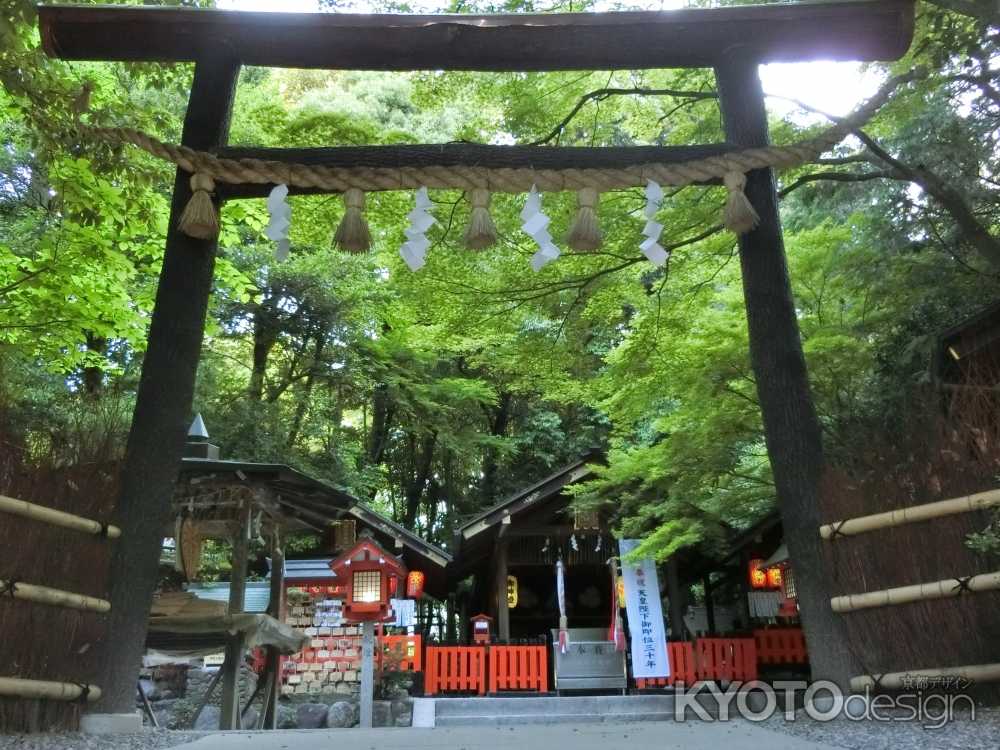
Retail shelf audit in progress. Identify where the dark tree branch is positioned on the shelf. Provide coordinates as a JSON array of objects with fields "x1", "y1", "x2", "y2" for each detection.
[
  {"x1": 778, "y1": 170, "x2": 893, "y2": 198},
  {"x1": 527, "y1": 86, "x2": 717, "y2": 146}
]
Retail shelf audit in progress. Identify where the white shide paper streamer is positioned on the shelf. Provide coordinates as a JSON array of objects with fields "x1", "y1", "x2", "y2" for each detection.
[
  {"x1": 521, "y1": 185, "x2": 561, "y2": 272},
  {"x1": 265, "y1": 183, "x2": 291, "y2": 262},
  {"x1": 640, "y1": 180, "x2": 669, "y2": 267},
  {"x1": 400, "y1": 187, "x2": 436, "y2": 271}
]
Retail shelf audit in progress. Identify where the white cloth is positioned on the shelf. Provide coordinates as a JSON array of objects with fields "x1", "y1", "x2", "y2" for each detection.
[
  {"x1": 748, "y1": 590, "x2": 782, "y2": 619},
  {"x1": 619, "y1": 539, "x2": 670, "y2": 679},
  {"x1": 390, "y1": 598, "x2": 416, "y2": 627}
]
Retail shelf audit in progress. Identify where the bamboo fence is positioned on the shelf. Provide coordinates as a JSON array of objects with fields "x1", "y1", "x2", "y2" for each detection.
[
  {"x1": 0, "y1": 677, "x2": 101, "y2": 702},
  {"x1": 820, "y1": 488, "x2": 1000, "y2": 540},
  {"x1": 0, "y1": 495, "x2": 120, "y2": 538},
  {"x1": 851, "y1": 663, "x2": 1000, "y2": 692},
  {"x1": 0, "y1": 578, "x2": 110, "y2": 613}
]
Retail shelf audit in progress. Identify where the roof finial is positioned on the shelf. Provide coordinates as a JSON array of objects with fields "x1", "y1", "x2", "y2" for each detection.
[{"x1": 188, "y1": 413, "x2": 209, "y2": 441}]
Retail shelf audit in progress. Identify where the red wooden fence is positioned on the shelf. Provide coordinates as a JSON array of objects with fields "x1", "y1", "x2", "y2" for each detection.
[
  {"x1": 380, "y1": 634, "x2": 422, "y2": 672},
  {"x1": 488, "y1": 645, "x2": 548, "y2": 693},
  {"x1": 424, "y1": 646, "x2": 486, "y2": 695},
  {"x1": 753, "y1": 628, "x2": 808, "y2": 665},
  {"x1": 635, "y1": 641, "x2": 696, "y2": 688},
  {"x1": 637, "y1": 638, "x2": 758, "y2": 688},
  {"x1": 695, "y1": 638, "x2": 758, "y2": 682}
]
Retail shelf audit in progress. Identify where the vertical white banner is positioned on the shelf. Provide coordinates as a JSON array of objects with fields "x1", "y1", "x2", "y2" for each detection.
[{"x1": 619, "y1": 539, "x2": 670, "y2": 678}]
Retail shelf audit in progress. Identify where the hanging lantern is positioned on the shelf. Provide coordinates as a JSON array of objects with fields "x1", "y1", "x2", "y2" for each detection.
[
  {"x1": 406, "y1": 570, "x2": 426, "y2": 600},
  {"x1": 506, "y1": 575, "x2": 518, "y2": 608},
  {"x1": 616, "y1": 574, "x2": 626, "y2": 608},
  {"x1": 766, "y1": 566, "x2": 783, "y2": 589},
  {"x1": 329, "y1": 538, "x2": 407, "y2": 623},
  {"x1": 782, "y1": 566, "x2": 797, "y2": 600},
  {"x1": 748, "y1": 558, "x2": 768, "y2": 590}
]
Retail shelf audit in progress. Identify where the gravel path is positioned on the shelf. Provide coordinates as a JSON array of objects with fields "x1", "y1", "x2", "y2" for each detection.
[
  {"x1": 759, "y1": 706, "x2": 1000, "y2": 750},
  {"x1": 2, "y1": 708, "x2": 998, "y2": 750},
  {"x1": 0, "y1": 729, "x2": 204, "y2": 750}
]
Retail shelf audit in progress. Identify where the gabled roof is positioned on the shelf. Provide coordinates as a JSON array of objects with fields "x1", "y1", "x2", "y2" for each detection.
[
  {"x1": 329, "y1": 539, "x2": 406, "y2": 579},
  {"x1": 457, "y1": 457, "x2": 596, "y2": 541},
  {"x1": 186, "y1": 581, "x2": 271, "y2": 614},
  {"x1": 282, "y1": 557, "x2": 338, "y2": 582},
  {"x1": 177, "y1": 457, "x2": 451, "y2": 572}
]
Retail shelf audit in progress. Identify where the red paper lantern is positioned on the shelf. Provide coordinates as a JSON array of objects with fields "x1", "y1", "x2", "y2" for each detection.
[
  {"x1": 766, "y1": 566, "x2": 783, "y2": 589},
  {"x1": 406, "y1": 570, "x2": 426, "y2": 600},
  {"x1": 748, "y1": 558, "x2": 768, "y2": 590}
]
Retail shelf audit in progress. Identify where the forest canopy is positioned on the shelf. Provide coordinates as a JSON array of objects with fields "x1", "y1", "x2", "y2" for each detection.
[{"x1": 2, "y1": 0, "x2": 999, "y2": 561}]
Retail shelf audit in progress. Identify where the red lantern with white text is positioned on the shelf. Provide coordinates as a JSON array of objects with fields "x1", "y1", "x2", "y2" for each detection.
[
  {"x1": 748, "y1": 558, "x2": 768, "y2": 590},
  {"x1": 406, "y1": 570, "x2": 426, "y2": 600}
]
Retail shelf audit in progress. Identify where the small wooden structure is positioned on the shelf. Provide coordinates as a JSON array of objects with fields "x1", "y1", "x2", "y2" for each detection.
[
  {"x1": 451, "y1": 458, "x2": 608, "y2": 643},
  {"x1": 165, "y1": 425, "x2": 449, "y2": 727}
]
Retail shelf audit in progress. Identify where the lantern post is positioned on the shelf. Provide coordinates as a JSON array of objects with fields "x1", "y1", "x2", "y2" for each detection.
[{"x1": 328, "y1": 536, "x2": 407, "y2": 728}]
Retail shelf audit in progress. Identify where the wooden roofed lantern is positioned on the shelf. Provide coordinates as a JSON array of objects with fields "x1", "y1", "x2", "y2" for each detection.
[{"x1": 329, "y1": 537, "x2": 407, "y2": 623}]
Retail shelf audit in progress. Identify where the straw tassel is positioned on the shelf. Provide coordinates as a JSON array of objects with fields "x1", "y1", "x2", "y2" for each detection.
[
  {"x1": 566, "y1": 187, "x2": 603, "y2": 251},
  {"x1": 723, "y1": 171, "x2": 760, "y2": 234},
  {"x1": 178, "y1": 173, "x2": 219, "y2": 240},
  {"x1": 463, "y1": 188, "x2": 497, "y2": 250},
  {"x1": 334, "y1": 188, "x2": 372, "y2": 253}
]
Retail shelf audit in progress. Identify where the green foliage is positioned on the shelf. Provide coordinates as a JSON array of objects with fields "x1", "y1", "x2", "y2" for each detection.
[{"x1": 3, "y1": 1, "x2": 999, "y2": 564}]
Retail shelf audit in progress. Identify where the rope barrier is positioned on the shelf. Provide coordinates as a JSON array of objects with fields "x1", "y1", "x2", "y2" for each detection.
[{"x1": 78, "y1": 68, "x2": 923, "y2": 248}]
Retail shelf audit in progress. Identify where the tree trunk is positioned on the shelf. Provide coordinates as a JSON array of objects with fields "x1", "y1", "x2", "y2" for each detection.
[
  {"x1": 91, "y1": 54, "x2": 240, "y2": 714},
  {"x1": 715, "y1": 53, "x2": 858, "y2": 688},
  {"x1": 481, "y1": 391, "x2": 512, "y2": 503},
  {"x1": 366, "y1": 383, "x2": 393, "y2": 466},
  {"x1": 286, "y1": 335, "x2": 325, "y2": 447},
  {"x1": 403, "y1": 431, "x2": 436, "y2": 530},
  {"x1": 81, "y1": 333, "x2": 107, "y2": 397},
  {"x1": 248, "y1": 309, "x2": 278, "y2": 401}
]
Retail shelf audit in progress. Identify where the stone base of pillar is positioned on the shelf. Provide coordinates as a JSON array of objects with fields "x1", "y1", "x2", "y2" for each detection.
[{"x1": 79, "y1": 711, "x2": 143, "y2": 734}]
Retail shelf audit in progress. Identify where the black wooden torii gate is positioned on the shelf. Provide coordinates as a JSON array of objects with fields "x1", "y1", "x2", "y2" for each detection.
[{"x1": 40, "y1": 0, "x2": 915, "y2": 718}]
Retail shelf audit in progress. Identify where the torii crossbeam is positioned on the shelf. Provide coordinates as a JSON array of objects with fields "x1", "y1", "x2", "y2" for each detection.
[{"x1": 38, "y1": 0, "x2": 915, "y2": 728}]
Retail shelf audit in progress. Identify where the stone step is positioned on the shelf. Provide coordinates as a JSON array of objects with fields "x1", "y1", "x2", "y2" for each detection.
[
  {"x1": 432, "y1": 694, "x2": 678, "y2": 725},
  {"x1": 435, "y1": 710, "x2": 676, "y2": 727}
]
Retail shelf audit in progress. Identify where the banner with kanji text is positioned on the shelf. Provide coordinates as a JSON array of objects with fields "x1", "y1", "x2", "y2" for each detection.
[{"x1": 619, "y1": 539, "x2": 669, "y2": 678}]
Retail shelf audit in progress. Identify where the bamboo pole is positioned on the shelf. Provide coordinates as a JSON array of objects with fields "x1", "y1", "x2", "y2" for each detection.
[
  {"x1": 0, "y1": 676, "x2": 101, "y2": 702},
  {"x1": 0, "y1": 578, "x2": 110, "y2": 613},
  {"x1": 851, "y1": 663, "x2": 1000, "y2": 692},
  {"x1": 819, "y1": 488, "x2": 1000, "y2": 540},
  {"x1": 0, "y1": 495, "x2": 121, "y2": 539},
  {"x1": 831, "y1": 571, "x2": 1000, "y2": 613}
]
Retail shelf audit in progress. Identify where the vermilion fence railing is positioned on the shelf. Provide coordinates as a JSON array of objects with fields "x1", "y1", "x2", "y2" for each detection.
[
  {"x1": 753, "y1": 627, "x2": 808, "y2": 665},
  {"x1": 424, "y1": 646, "x2": 486, "y2": 695},
  {"x1": 488, "y1": 644, "x2": 548, "y2": 693},
  {"x1": 380, "y1": 634, "x2": 422, "y2": 672},
  {"x1": 635, "y1": 641, "x2": 697, "y2": 688},
  {"x1": 637, "y1": 637, "x2": 758, "y2": 688},
  {"x1": 695, "y1": 637, "x2": 758, "y2": 682}
]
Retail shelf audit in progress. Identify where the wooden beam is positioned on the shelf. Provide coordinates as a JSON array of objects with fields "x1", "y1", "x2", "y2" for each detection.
[
  {"x1": 92, "y1": 50, "x2": 240, "y2": 715},
  {"x1": 220, "y1": 500, "x2": 251, "y2": 730},
  {"x1": 495, "y1": 538, "x2": 510, "y2": 643},
  {"x1": 714, "y1": 50, "x2": 854, "y2": 686},
  {"x1": 262, "y1": 529, "x2": 284, "y2": 730},
  {"x1": 215, "y1": 143, "x2": 732, "y2": 199},
  {"x1": 39, "y1": 3, "x2": 915, "y2": 71}
]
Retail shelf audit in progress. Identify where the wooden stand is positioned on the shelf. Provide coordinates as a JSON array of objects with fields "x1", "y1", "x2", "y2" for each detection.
[
  {"x1": 359, "y1": 621, "x2": 375, "y2": 729},
  {"x1": 220, "y1": 501, "x2": 251, "y2": 730}
]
